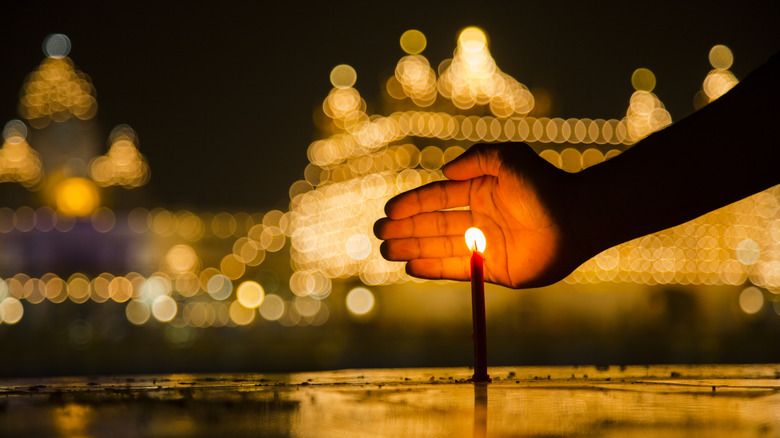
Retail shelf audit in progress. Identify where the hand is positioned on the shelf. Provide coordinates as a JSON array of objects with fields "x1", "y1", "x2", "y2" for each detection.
[{"x1": 374, "y1": 143, "x2": 589, "y2": 288}]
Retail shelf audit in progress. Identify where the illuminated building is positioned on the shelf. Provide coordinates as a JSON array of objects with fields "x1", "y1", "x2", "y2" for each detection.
[{"x1": 0, "y1": 30, "x2": 778, "y2": 334}]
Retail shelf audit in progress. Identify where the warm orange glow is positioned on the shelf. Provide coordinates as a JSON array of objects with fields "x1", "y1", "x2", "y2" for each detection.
[
  {"x1": 237, "y1": 281, "x2": 264, "y2": 308},
  {"x1": 0, "y1": 120, "x2": 43, "y2": 187},
  {"x1": 346, "y1": 287, "x2": 374, "y2": 315},
  {"x1": 18, "y1": 51, "x2": 97, "y2": 127},
  {"x1": 89, "y1": 125, "x2": 150, "y2": 188},
  {"x1": 465, "y1": 227, "x2": 486, "y2": 253},
  {"x1": 1, "y1": 29, "x2": 778, "y2": 333},
  {"x1": 166, "y1": 245, "x2": 199, "y2": 273},
  {"x1": 458, "y1": 27, "x2": 487, "y2": 52},
  {"x1": 55, "y1": 177, "x2": 100, "y2": 216}
]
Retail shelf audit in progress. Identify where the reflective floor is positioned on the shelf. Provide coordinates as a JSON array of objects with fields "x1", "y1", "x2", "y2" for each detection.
[{"x1": 0, "y1": 364, "x2": 778, "y2": 437}]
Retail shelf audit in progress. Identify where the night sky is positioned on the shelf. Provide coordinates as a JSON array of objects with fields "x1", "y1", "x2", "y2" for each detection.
[{"x1": 1, "y1": 1, "x2": 777, "y2": 210}]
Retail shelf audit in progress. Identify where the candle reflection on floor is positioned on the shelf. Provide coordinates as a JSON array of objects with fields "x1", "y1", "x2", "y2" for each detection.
[{"x1": 473, "y1": 383, "x2": 488, "y2": 438}]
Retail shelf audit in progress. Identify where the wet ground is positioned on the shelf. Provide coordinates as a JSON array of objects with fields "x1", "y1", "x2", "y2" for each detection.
[{"x1": 0, "y1": 364, "x2": 778, "y2": 437}]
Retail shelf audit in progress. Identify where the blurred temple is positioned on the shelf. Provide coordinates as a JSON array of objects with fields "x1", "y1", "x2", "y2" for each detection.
[{"x1": 0, "y1": 30, "x2": 777, "y2": 376}]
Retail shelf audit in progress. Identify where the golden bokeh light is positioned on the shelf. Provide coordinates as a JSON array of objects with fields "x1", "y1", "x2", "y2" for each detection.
[
  {"x1": 229, "y1": 300, "x2": 255, "y2": 325},
  {"x1": 330, "y1": 64, "x2": 357, "y2": 89},
  {"x1": 400, "y1": 29, "x2": 427, "y2": 55},
  {"x1": 166, "y1": 245, "x2": 199, "y2": 274},
  {"x1": 709, "y1": 44, "x2": 734, "y2": 69},
  {"x1": 631, "y1": 68, "x2": 656, "y2": 92},
  {"x1": 67, "y1": 275, "x2": 90, "y2": 304},
  {"x1": 0, "y1": 120, "x2": 43, "y2": 187},
  {"x1": 346, "y1": 287, "x2": 375, "y2": 316},
  {"x1": 395, "y1": 55, "x2": 437, "y2": 106},
  {"x1": 142, "y1": 275, "x2": 172, "y2": 300},
  {"x1": 207, "y1": 274, "x2": 233, "y2": 300},
  {"x1": 736, "y1": 239, "x2": 760, "y2": 265},
  {"x1": 2, "y1": 30, "x2": 778, "y2": 332},
  {"x1": 55, "y1": 177, "x2": 100, "y2": 216},
  {"x1": 125, "y1": 300, "x2": 151, "y2": 325},
  {"x1": 703, "y1": 69, "x2": 738, "y2": 101},
  {"x1": 458, "y1": 27, "x2": 487, "y2": 53},
  {"x1": 0, "y1": 297, "x2": 24, "y2": 325},
  {"x1": 108, "y1": 276, "x2": 133, "y2": 303},
  {"x1": 220, "y1": 254, "x2": 246, "y2": 280},
  {"x1": 625, "y1": 90, "x2": 671, "y2": 142},
  {"x1": 151, "y1": 295, "x2": 177, "y2": 322},
  {"x1": 89, "y1": 125, "x2": 150, "y2": 188},
  {"x1": 237, "y1": 281, "x2": 264, "y2": 308},
  {"x1": 258, "y1": 294, "x2": 284, "y2": 321},
  {"x1": 294, "y1": 295, "x2": 321, "y2": 318},
  {"x1": 698, "y1": 45, "x2": 739, "y2": 105},
  {"x1": 18, "y1": 45, "x2": 97, "y2": 128},
  {"x1": 739, "y1": 286, "x2": 764, "y2": 314}
]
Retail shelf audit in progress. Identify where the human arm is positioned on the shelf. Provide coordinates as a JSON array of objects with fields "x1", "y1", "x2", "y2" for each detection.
[{"x1": 374, "y1": 52, "x2": 780, "y2": 289}]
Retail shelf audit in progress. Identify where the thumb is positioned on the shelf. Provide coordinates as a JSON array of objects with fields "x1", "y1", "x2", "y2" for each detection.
[{"x1": 442, "y1": 143, "x2": 503, "y2": 181}]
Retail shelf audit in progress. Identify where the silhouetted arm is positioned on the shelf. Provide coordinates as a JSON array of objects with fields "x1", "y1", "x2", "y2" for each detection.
[
  {"x1": 575, "y1": 51, "x2": 780, "y2": 257},
  {"x1": 375, "y1": 52, "x2": 780, "y2": 288}
]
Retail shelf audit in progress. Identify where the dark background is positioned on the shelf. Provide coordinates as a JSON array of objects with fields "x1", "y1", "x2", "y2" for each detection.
[{"x1": 1, "y1": 1, "x2": 777, "y2": 211}]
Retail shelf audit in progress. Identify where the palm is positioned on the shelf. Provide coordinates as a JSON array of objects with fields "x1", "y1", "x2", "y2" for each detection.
[
  {"x1": 376, "y1": 143, "x2": 583, "y2": 288},
  {"x1": 469, "y1": 169, "x2": 563, "y2": 287}
]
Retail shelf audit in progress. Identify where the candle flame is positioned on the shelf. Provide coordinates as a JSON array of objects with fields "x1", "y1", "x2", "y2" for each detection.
[{"x1": 465, "y1": 227, "x2": 486, "y2": 253}]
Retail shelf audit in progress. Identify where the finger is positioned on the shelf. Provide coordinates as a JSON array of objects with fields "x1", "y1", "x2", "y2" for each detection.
[
  {"x1": 374, "y1": 210, "x2": 473, "y2": 239},
  {"x1": 406, "y1": 257, "x2": 470, "y2": 281},
  {"x1": 380, "y1": 236, "x2": 471, "y2": 261},
  {"x1": 384, "y1": 180, "x2": 472, "y2": 219},
  {"x1": 442, "y1": 143, "x2": 503, "y2": 181}
]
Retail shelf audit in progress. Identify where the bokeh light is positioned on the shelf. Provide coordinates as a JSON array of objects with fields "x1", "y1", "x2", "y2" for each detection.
[
  {"x1": 19, "y1": 45, "x2": 97, "y2": 127},
  {"x1": 0, "y1": 121, "x2": 42, "y2": 187},
  {"x1": 125, "y1": 300, "x2": 151, "y2": 325},
  {"x1": 631, "y1": 68, "x2": 656, "y2": 92},
  {"x1": 89, "y1": 125, "x2": 150, "y2": 188},
  {"x1": 229, "y1": 300, "x2": 256, "y2": 325},
  {"x1": 0, "y1": 30, "x2": 777, "y2": 341},
  {"x1": 207, "y1": 274, "x2": 233, "y2": 300},
  {"x1": 330, "y1": 64, "x2": 357, "y2": 89},
  {"x1": 0, "y1": 297, "x2": 24, "y2": 325},
  {"x1": 236, "y1": 281, "x2": 264, "y2": 308},
  {"x1": 166, "y1": 245, "x2": 199, "y2": 274},
  {"x1": 42, "y1": 34, "x2": 71, "y2": 58},
  {"x1": 698, "y1": 45, "x2": 739, "y2": 105},
  {"x1": 346, "y1": 287, "x2": 375, "y2": 316},
  {"x1": 151, "y1": 295, "x2": 177, "y2": 322},
  {"x1": 400, "y1": 29, "x2": 427, "y2": 55},
  {"x1": 709, "y1": 44, "x2": 734, "y2": 69},
  {"x1": 258, "y1": 294, "x2": 284, "y2": 321},
  {"x1": 55, "y1": 177, "x2": 100, "y2": 216},
  {"x1": 739, "y1": 286, "x2": 764, "y2": 314}
]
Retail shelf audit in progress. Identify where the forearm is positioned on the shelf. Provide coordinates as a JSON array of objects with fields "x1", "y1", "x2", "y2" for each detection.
[{"x1": 576, "y1": 51, "x2": 780, "y2": 255}]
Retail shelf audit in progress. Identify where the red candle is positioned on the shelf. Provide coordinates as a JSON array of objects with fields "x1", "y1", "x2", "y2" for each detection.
[{"x1": 465, "y1": 227, "x2": 490, "y2": 383}]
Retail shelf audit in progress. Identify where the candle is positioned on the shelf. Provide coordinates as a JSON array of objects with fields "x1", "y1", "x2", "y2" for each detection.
[{"x1": 465, "y1": 227, "x2": 490, "y2": 383}]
